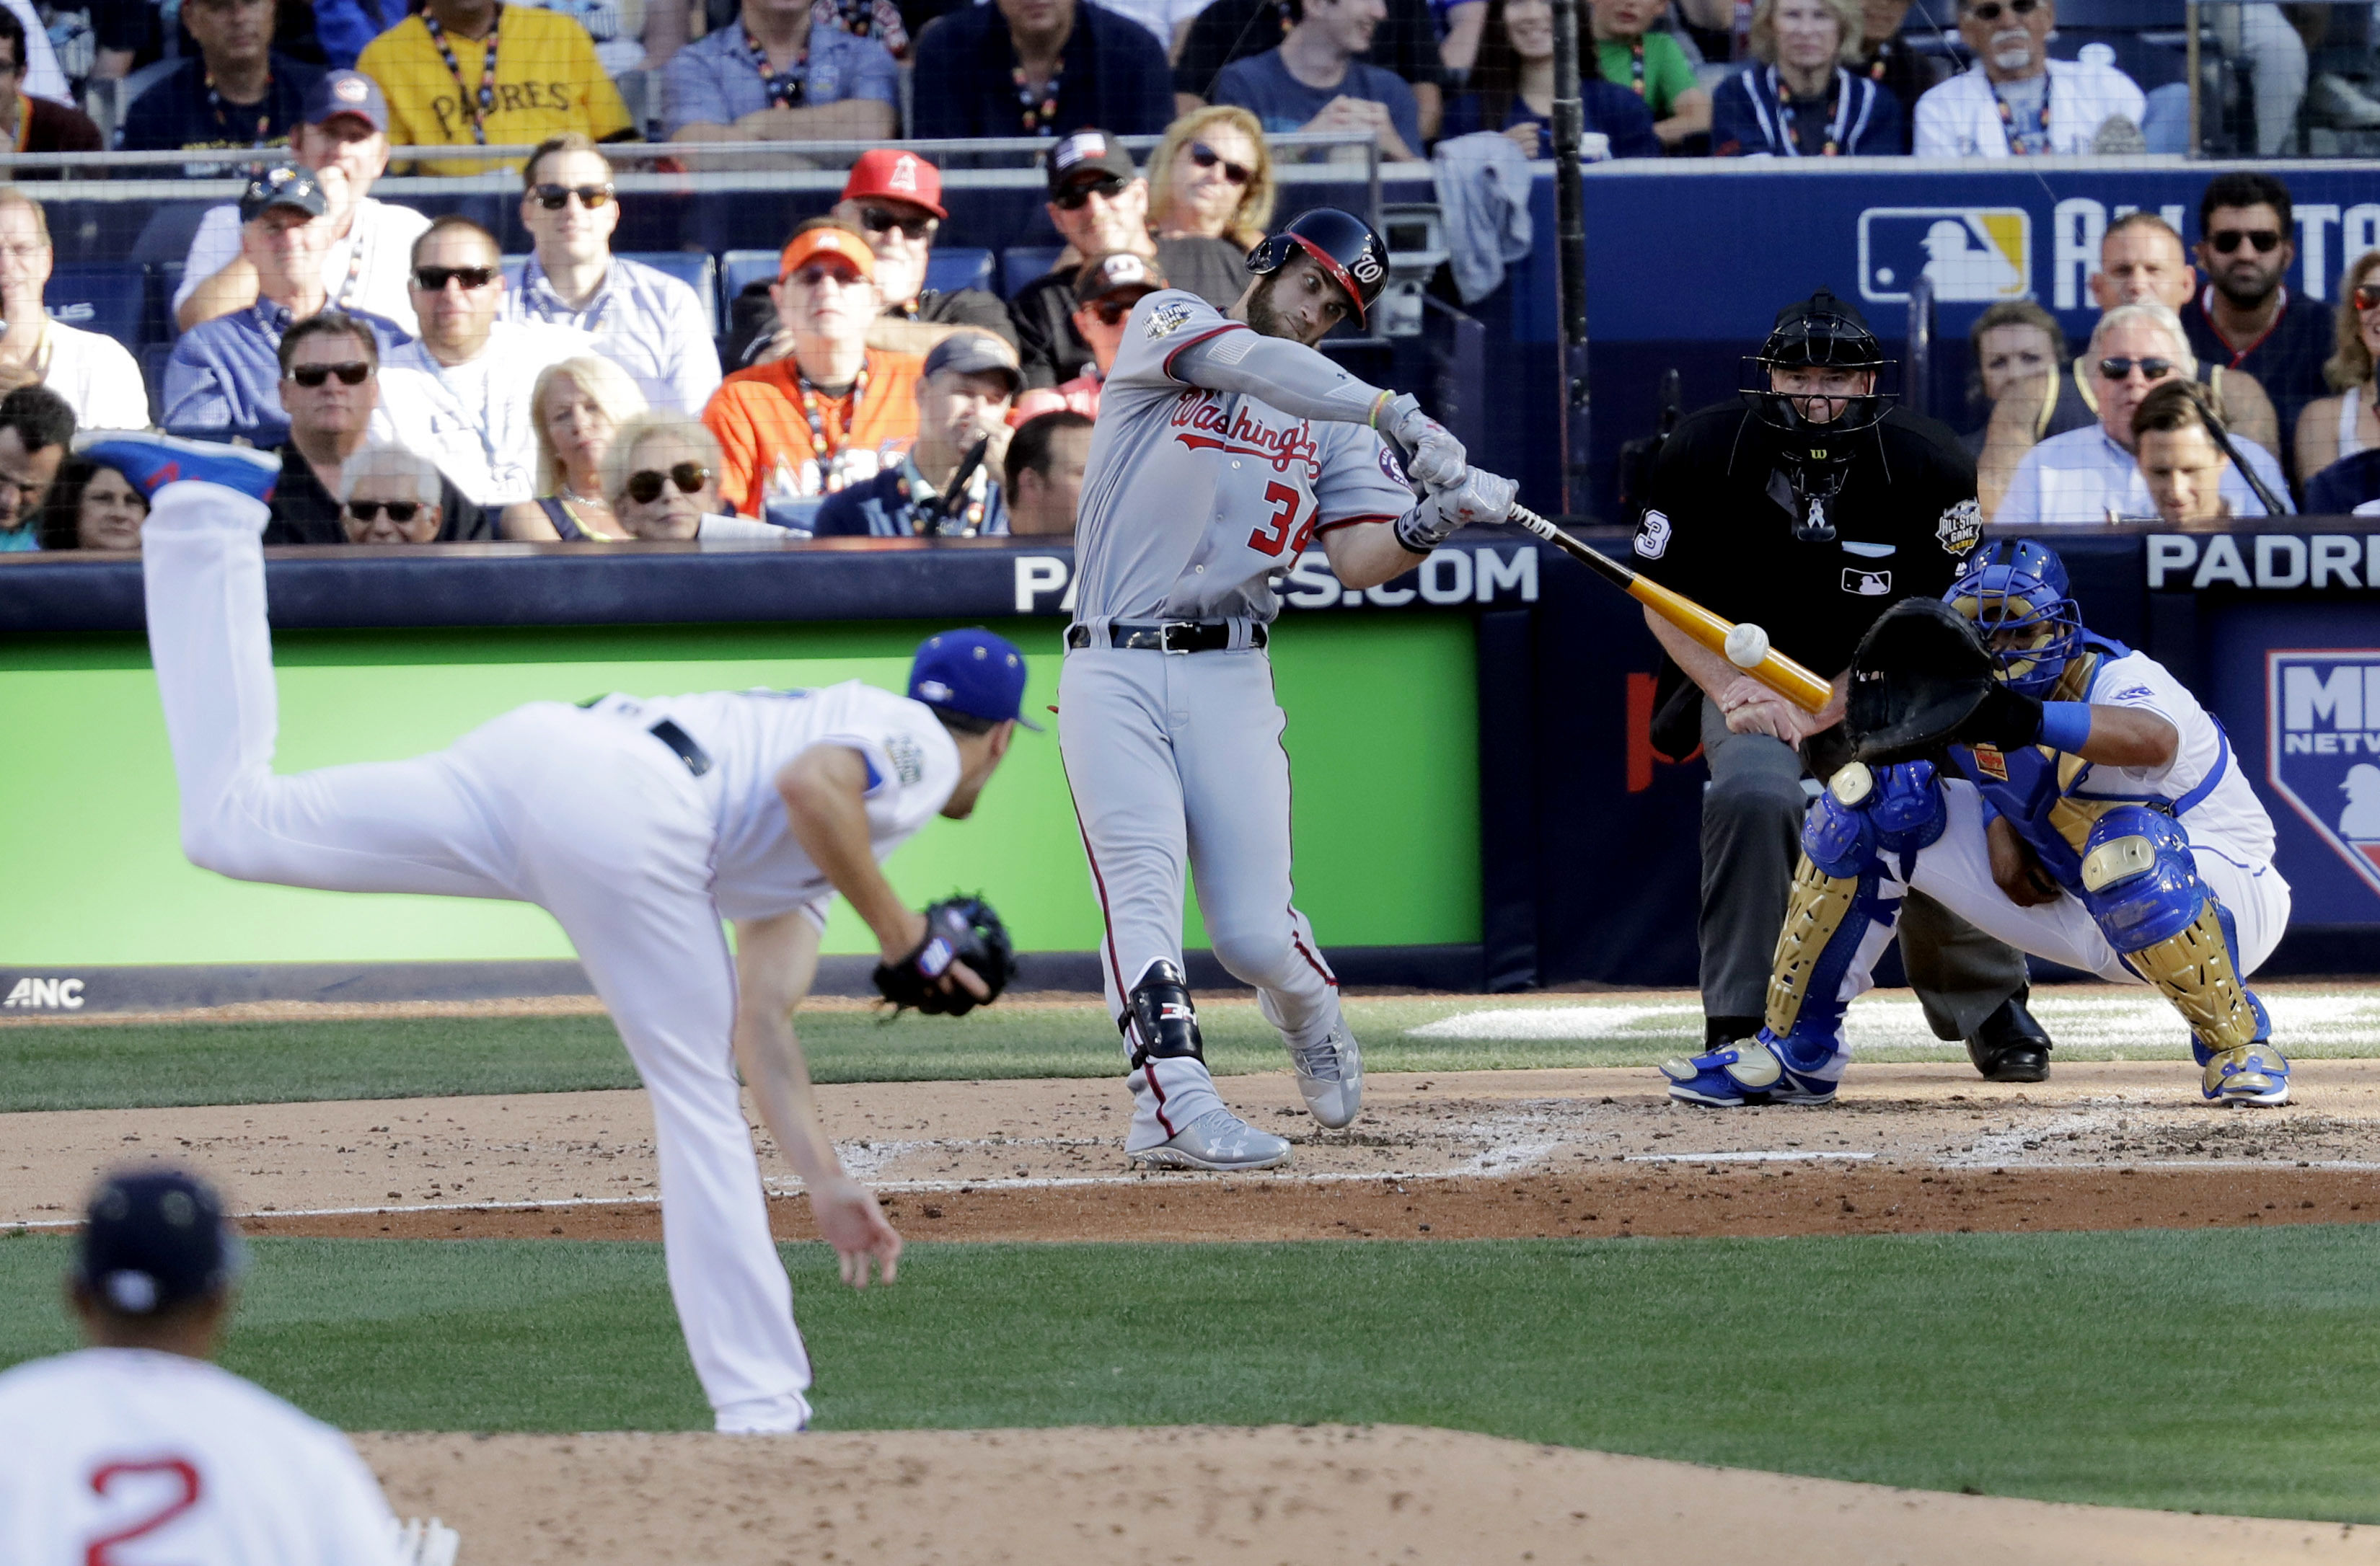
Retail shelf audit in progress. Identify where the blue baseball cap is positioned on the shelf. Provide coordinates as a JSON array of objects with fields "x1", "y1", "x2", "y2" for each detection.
[
  {"x1": 75, "y1": 1168, "x2": 244, "y2": 1316},
  {"x1": 910, "y1": 629, "x2": 1041, "y2": 731}
]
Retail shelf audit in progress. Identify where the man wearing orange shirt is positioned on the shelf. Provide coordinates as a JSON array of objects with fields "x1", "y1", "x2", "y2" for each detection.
[{"x1": 704, "y1": 218, "x2": 924, "y2": 528}]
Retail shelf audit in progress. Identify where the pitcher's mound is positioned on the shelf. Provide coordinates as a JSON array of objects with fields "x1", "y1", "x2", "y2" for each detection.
[{"x1": 357, "y1": 1423, "x2": 2374, "y2": 1565}]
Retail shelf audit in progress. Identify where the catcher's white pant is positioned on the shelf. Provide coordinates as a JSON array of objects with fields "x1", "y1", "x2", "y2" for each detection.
[
  {"x1": 1850, "y1": 780, "x2": 2290, "y2": 999},
  {"x1": 141, "y1": 482, "x2": 812, "y2": 1434},
  {"x1": 1057, "y1": 642, "x2": 1342, "y2": 1149}
]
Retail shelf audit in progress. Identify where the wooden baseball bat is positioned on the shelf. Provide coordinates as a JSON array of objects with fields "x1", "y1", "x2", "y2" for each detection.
[{"x1": 1505, "y1": 505, "x2": 1835, "y2": 713}]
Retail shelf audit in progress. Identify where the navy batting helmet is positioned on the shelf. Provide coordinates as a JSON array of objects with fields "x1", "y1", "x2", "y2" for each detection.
[{"x1": 1246, "y1": 208, "x2": 1389, "y2": 326}]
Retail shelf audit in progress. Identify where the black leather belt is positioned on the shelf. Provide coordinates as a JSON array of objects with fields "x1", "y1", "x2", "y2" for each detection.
[
  {"x1": 647, "y1": 718, "x2": 712, "y2": 777},
  {"x1": 1065, "y1": 621, "x2": 1266, "y2": 653}
]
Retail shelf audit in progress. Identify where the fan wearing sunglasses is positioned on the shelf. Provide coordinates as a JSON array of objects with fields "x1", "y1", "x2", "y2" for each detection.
[
  {"x1": 1995, "y1": 302, "x2": 2290, "y2": 526},
  {"x1": 1147, "y1": 107, "x2": 1276, "y2": 251},
  {"x1": 1013, "y1": 251, "x2": 1166, "y2": 423},
  {"x1": 503, "y1": 134, "x2": 723, "y2": 418},
  {"x1": 373, "y1": 214, "x2": 600, "y2": 507},
  {"x1": 2294, "y1": 247, "x2": 2380, "y2": 483},
  {"x1": 2182, "y1": 172, "x2": 2335, "y2": 458},
  {"x1": 602, "y1": 410, "x2": 787, "y2": 541},
  {"x1": 1910, "y1": 0, "x2": 2143, "y2": 156},
  {"x1": 1012, "y1": 129, "x2": 1251, "y2": 392},
  {"x1": 335, "y1": 443, "x2": 446, "y2": 545},
  {"x1": 164, "y1": 169, "x2": 407, "y2": 452}
]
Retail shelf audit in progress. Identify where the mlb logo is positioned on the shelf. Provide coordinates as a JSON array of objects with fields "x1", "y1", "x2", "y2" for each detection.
[
  {"x1": 2266, "y1": 651, "x2": 2380, "y2": 901},
  {"x1": 1857, "y1": 208, "x2": 2032, "y2": 306}
]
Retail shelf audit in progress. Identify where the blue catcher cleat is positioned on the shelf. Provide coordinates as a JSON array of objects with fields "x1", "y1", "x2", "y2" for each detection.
[
  {"x1": 2191, "y1": 988, "x2": 2288, "y2": 1105},
  {"x1": 74, "y1": 430, "x2": 281, "y2": 505},
  {"x1": 1660, "y1": 1028, "x2": 1845, "y2": 1107}
]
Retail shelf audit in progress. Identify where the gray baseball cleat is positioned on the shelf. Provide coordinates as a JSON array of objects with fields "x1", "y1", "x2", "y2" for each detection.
[
  {"x1": 1288, "y1": 1026, "x2": 1364, "y2": 1128},
  {"x1": 1127, "y1": 1107, "x2": 1292, "y2": 1172}
]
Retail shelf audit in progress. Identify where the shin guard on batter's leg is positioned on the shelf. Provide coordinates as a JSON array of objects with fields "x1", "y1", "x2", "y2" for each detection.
[
  {"x1": 1121, "y1": 960, "x2": 1289, "y2": 1170},
  {"x1": 1662, "y1": 762, "x2": 1941, "y2": 1107},
  {"x1": 2079, "y1": 810, "x2": 2286, "y2": 1105}
]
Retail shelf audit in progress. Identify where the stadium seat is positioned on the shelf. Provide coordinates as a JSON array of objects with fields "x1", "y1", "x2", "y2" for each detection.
[
  {"x1": 622, "y1": 252, "x2": 720, "y2": 335},
  {"x1": 721, "y1": 248, "x2": 777, "y2": 319},
  {"x1": 925, "y1": 247, "x2": 995, "y2": 296},
  {"x1": 45, "y1": 264, "x2": 144, "y2": 345},
  {"x1": 150, "y1": 262, "x2": 183, "y2": 342},
  {"x1": 1002, "y1": 247, "x2": 1062, "y2": 298}
]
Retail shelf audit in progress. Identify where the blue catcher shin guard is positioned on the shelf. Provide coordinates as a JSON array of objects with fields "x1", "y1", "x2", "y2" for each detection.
[
  {"x1": 1662, "y1": 762, "x2": 1940, "y2": 1107},
  {"x1": 2079, "y1": 808, "x2": 2287, "y2": 1106}
]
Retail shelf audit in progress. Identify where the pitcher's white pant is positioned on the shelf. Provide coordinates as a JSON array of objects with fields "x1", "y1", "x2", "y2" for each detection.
[
  {"x1": 1057, "y1": 643, "x2": 1341, "y2": 1150},
  {"x1": 1828, "y1": 780, "x2": 2290, "y2": 1019},
  {"x1": 141, "y1": 481, "x2": 812, "y2": 1434}
]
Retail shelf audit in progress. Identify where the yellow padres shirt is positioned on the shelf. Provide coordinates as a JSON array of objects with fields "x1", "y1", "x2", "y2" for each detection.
[{"x1": 358, "y1": 6, "x2": 633, "y2": 175}]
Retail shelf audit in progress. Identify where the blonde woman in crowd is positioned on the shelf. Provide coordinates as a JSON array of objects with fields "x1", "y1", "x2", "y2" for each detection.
[
  {"x1": 503, "y1": 355, "x2": 648, "y2": 541},
  {"x1": 2294, "y1": 249, "x2": 2380, "y2": 484},
  {"x1": 1145, "y1": 107, "x2": 1274, "y2": 252}
]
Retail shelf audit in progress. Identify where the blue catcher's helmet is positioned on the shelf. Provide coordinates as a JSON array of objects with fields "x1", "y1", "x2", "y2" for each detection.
[{"x1": 1944, "y1": 539, "x2": 2084, "y2": 697}]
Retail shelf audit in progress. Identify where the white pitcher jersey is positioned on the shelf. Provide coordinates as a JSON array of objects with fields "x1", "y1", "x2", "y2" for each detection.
[
  {"x1": 0, "y1": 1348, "x2": 405, "y2": 1566},
  {"x1": 1070, "y1": 289, "x2": 1416, "y2": 629},
  {"x1": 589, "y1": 681, "x2": 963, "y2": 922}
]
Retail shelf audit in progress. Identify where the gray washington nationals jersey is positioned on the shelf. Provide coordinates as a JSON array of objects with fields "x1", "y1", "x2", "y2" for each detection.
[{"x1": 1071, "y1": 290, "x2": 1416, "y2": 629}]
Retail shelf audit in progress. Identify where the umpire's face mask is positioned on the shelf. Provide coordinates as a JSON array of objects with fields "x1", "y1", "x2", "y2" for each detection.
[{"x1": 1768, "y1": 365, "x2": 1877, "y2": 428}]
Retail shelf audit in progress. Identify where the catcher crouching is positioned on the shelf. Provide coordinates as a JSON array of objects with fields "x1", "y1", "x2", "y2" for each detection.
[{"x1": 1662, "y1": 539, "x2": 2293, "y2": 1109}]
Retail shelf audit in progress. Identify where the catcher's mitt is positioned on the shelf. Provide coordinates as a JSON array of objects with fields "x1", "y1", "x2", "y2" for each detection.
[
  {"x1": 1846, "y1": 596, "x2": 1996, "y2": 764},
  {"x1": 873, "y1": 894, "x2": 1017, "y2": 1017}
]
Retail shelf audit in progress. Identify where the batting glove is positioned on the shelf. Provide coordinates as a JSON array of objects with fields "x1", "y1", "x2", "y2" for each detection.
[
  {"x1": 1382, "y1": 395, "x2": 1467, "y2": 490},
  {"x1": 1393, "y1": 468, "x2": 1517, "y2": 552}
]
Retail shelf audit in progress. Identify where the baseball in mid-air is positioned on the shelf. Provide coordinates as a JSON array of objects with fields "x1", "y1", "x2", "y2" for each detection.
[{"x1": 1724, "y1": 621, "x2": 1771, "y2": 670}]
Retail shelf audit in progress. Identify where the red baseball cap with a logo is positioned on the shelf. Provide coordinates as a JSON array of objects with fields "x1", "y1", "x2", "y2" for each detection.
[{"x1": 841, "y1": 149, "x2": 946, "y2": 220}]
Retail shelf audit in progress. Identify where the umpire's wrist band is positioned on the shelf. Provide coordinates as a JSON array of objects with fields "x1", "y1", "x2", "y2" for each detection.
[{"x1": 2037, "y1": 702, "x2": 2094, "y2": 754}]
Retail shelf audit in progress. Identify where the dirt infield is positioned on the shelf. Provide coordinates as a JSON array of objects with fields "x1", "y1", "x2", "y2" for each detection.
[
  {"x1": 352, "y1": 1425, "x2": 2380, "y2": 1566},
  {"x1": 12, "y1": 1061, "x2": 2380, "y2": 1241}
]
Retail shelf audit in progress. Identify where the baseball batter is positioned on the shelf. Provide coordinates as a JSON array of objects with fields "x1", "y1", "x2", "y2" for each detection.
[
  {"x1": 1060, "y1": 208, "x2": 1518, "y2": 1171},
  {"x1": 0, "y1": 1169, "x2": 416, "y2": 1566},
  {"x1": 102, "y1": 430, "x2": 1031, "y2": 1433}
]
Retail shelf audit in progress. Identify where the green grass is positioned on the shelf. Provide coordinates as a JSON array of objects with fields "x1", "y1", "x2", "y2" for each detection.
[
  {"x1": 21, "y1": 989, "x2": 2380, "y2": 1112},
  {"x1": 4, "y1": 1226, "x2": 2379, "y2": 1521},
  {"x1": 0, "y1": 999, "x2": 1644, "y2": 1112}
]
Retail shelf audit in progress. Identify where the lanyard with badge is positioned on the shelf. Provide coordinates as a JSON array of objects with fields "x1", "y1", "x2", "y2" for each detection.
[
  {"x1": 779, "y1": 364, "x2": 870, "y2": 495},
  {"x1": 424, "y1": 4, "x2": 503, "y2": 145},
  {"x1": 1013, "y1": 59, "x2": 1062, "y2": 133},
  {"x1": 745, "y1": 23, "x2": 807, "y2": 107},
  {"x1": 204, "y1": 70, "x2": 273, "y2": 145},
  {"x1": 1770, "y1": 66, "x2": 1843, "y2": 155},
  {"x1": 1996, "y1": 86, "x2": 2048, "y2": 153}
]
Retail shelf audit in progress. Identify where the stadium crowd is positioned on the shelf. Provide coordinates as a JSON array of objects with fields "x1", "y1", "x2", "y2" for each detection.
[{"x1": 0, "y1": 0, "x2": 2374, "y2": 552}]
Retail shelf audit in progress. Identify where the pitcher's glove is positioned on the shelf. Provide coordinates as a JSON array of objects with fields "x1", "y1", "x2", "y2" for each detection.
[
  {"x1": 1846, "y1": 596, "x2": 1997, "y2": 764},
  {"x1": 873, "y1": 894, "x2": 1017, "y2": 1017}
]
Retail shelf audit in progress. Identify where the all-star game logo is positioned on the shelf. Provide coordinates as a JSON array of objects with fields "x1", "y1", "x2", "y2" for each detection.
[{"x1": 2267, "y1": 650, "x2": 2380, "y2": 901}]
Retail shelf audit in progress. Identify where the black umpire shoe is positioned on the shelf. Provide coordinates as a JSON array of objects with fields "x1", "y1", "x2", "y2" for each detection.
[
  {"x1": 1966, "y1": 994, "x2": 2053, "y2": 1082},
  {"x1": 1704, "y1": 1014, "x2": 1763, "y2": 1048}
]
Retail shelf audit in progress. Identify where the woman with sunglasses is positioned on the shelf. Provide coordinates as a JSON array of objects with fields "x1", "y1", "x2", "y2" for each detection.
[
  {"x1": 35, "y1": 459, "x2": 149, "y2": 551},
  {"x1": 604, "y1": 410, "x2": 776, "y2": 541},
  {"x1": 503, "y1": 354, "x2": 648, "y2": 541},
  {"x1": 1709, "y1": 0, "x2": 1901, "y2": 156},
  {"x1": 1442, "y1": 0, "x2": 1659, "y2": 158},
  {"x1": 337, "y1": 443, "x2": 446, "y2": 545},
  {"x1": 1145, "y1": 108, "x2": 1276, "y2": 252},
  {"x1": 2292, "y1": 252, "x2": 2380, "y2": 487}
]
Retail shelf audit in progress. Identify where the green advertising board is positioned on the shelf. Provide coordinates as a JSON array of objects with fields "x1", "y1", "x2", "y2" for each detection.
[{"x1": 1, "y1": 616, "x2": 1479, "y2": 967}]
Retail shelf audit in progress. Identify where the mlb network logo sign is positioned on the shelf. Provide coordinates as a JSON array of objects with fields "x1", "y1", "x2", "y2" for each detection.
[
  {"x1": 1, "y1": 976, "x2": 85, "y2": 1009},
  {"x1": 2268, "y1": 652, "x2": 2380, "y2": 900},
  {"x1": 1858, "y1": 208, "x2": 2032, "y2": 306}
]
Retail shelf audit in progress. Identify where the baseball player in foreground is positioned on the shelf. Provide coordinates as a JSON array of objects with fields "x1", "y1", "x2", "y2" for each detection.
[
  {"x1": 1061, "y1": 208, "x2": 1519, "y2": 1172},
  {"x1": 1660, "y1": 539, "x2": 2293, "y2": 1109},
  {"x1": 0, "y1": 1168, "x2": 449, "y2": 1566},
  {"x1": 100, "y1": 430, "x2": 1027, "y2": 1433}
]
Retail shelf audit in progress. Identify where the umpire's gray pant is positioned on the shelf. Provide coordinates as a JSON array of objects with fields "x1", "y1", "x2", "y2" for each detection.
[{"x1": 1697, "y1": 697, "x2": 2029, "y2": 1038}]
